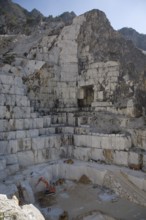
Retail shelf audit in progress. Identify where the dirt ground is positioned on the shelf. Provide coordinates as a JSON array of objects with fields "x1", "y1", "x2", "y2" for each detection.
[{"x1": 35, "y1": 180, "x2": 146, "y2": 220}]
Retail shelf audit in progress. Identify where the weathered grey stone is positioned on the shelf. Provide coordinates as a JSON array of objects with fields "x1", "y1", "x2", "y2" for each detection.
[
  {"x1": 5, "y1": 154, "x2": 18, "y2": 165},
  {"x1": 45, "y1": 127, "x2": 56, "y2": 134},
  {"x1": 15, "y1": 87, "x2": 25, "y2": 95},
  {"x1": 39, "y1": 128, "x2": 46, "y2": 136},
  {"x1": 102, "y1": 135, "x2": 132, "y2": 151},
  {"x1": 43, "y1": 116, "x2": 51, "y2": 127},
  {"x1": 91, "y1": 135, "x2": 101, "y2": 148},
  {"x1": 51, "y1": 135, "x2": 61, "y2": 148},
  {"x1": 143, "y1": 153, "x2": 146, "y2": 167},
  {"x1": 16, "y1": 130, "x2": 26, "y2": 139},
  {"x1": 17, "y1": 150, "x2": 34, "y2": 167},
  {"x1": 7, "y1": 164, "x2": 19, "y2": 175},
  {"x1": 7, "y1": 131, "x2": 16, "y2": 140},
  {"x1": 0, "y1": 141, "x2": 9, "y2": 155},
  {"x1": 20, "y1": 181, "x2": 35, "y2": 204},
  {"x1": 74, "y1": 134, "x2": 131, "y2": 151},
  {"x1": 14, "y1": 76, "x2": 23, "y2": 86},
  {"x1": 24, "y1": 118, "x2": 32, "y2": 130},
  {"x1": 8, "y1": 140, "x2": 18, "y2": 154},
  {"x1": 0, "y1": 169, "x2": 8, "y2": 180},
  {"x1": 32, "y1": 118, "x2": 43, "y2": 129},
  {"x1": 15, "y1": 119, "x2": 24, "y2": 130},
  {"x1": 128, "y1": 152, "x2": 143, "y2": 170},
  {"x1": 0, "y1": 120, "x2": 8, "y2": 132},
  {"x1": 26, "y1": 129, "x2": 39, "y2": 138},
  {"x1": 13, "y1": 107, "x2": 31, "y2": 119},
  {"x1": 0, "y1": 84, "x2": 15, "y2": 94},
  {"x1": 113, "y1": 151, "x2": 128, "y2": 166},
  {"x1": 9, "y1": 119, "x2": 15, "y2": 131},
  {"x1": 74, "y1": 135, "x2": 90, "y2": 148},
  {"x1": 32, "y1": 137, "x2": 45, "y2": 150},
  {"x1": 0, "y1": 94, "x2": 5, "y2": 105},
  {"x1": 34, "y1": 149, "x2": 50, "y2": 164},
  {"x1": 90, "y1": 148, "x2": 104, "y2": 162},
  {"x1": 16, "y1": 95, "x2": 29, "y2": 107},
  {"x1": 73, "y1": 147, "x2": 91, "y2": 161},
  {"x1": 0, "y1": 158, "x2": 6, "y2": 170},
  {"x1": 22, "y1": 138, "x2": 32, "y2": 151},
  {"x1": 0, "y1": 106, "x2": 7, "y2": 119}
]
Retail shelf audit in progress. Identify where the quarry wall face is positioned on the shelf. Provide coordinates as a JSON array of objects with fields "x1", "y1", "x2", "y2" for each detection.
[{"x1": 0, "y1": 10, "x2": 146, "y2": 180}]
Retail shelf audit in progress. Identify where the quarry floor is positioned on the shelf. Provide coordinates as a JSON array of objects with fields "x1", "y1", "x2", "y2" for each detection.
[{"x1": 35, "y1": 180, "x2": 146, "y2": 220}]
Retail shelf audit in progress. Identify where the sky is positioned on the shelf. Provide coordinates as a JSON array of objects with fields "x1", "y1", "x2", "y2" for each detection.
[{"x1": 12, "y1": 0, "x2": 146, "y2": 34}]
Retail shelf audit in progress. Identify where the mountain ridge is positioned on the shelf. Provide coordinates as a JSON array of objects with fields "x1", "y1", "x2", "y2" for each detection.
[
  {"x1": 118, "y1": 27, "x2": 146, "y2": 51},
  {"x1": 0, "y1": 0, "x2": 76, "y2": 34}
]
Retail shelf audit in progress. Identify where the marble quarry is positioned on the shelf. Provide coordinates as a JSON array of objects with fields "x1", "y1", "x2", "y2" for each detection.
[{"x1": 0, "y1": 9, "x2": 146, "y2": 219}]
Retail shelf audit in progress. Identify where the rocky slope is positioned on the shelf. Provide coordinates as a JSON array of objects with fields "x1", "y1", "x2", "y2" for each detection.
[
  {"x1": 119, "y1": 27, "x2": 146, "y2": 51},
  {"x1": 0, "y1": 0, "x2": 76, "y2": 35},
  {"x1": 0, "y1": 0, "x2": 44, "y2": 34},
  {"x1": 0, "y1": 7, "x2": 146, "y2": 169},
  {"x1": 77, "y1": 10, "x2": 146, "y2": 115},
  {"x1": 1, "y1": 7, "x2": 146, "y2": 114},
  {"x1": 1, "y1": 2, "x2": 146, "y2": 219}
]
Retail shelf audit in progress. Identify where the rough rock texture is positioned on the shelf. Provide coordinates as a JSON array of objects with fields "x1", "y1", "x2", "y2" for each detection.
[
  {"x1": 0, "y1": 8, "x2": 146, "y2": 178},
  {"x1": 18, "y1": 9, "x2": 146, "y2": 116},
  {"x1": 0, "y1": 194, "x2": 45, "y2": 220},
  {"x1": 119, "y1": 27, "x2": 146, "y2": 51},
  {"x1": 1, "y1": 2, "x2": 146, "y2": 214},
  {"x1": 0, "y1": 0, "x2": 43, "y2": 35},
  {"x1": 103, "y1": 170, "x2": 146, "y2": 207},
  {"x1": 0, "y1": 0, "x2": 76, "y2": 35}
]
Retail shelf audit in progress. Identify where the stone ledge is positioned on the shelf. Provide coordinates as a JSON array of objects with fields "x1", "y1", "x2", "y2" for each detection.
[{"x1": 73, "y1": 134, "x2": 131, "y2": 150}]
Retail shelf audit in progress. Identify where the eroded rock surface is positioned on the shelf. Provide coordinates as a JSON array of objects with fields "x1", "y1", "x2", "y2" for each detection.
[
  {"x1": 0, "y1": 6, "x2": 146, "y2": 187},
  {"x1": 0, "y1": 194, "x2": 45, "y2": 220},
  {"x1": 1, "y1": 1, "x2": 146, "y2": 218}
]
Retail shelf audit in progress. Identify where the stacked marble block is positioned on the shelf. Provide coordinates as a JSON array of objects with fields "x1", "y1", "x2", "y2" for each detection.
[
  {"x1": 0, "y1": 72, "x2": 144, "y2": 180},
  {"x1": 60, "y1": 133, "x2": 142, "y2": 169},
  {"x1": 44, "y1": 113, "x2": 145, "y2": 171},
  {"x1": 128, "y1": 129, "x2": 146, "y2": 171},
  {"x1": 54, "y1": 112, "x2": 143, "y2": 170},
  {"x1": 0, "y1": 74, "x2": 72, "y2": 180}
]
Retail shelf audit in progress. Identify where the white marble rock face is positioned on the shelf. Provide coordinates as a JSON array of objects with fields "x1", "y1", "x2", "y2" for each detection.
[
  {"x1": 0, "y1": 10, "x2": 146, "y2": 193},
  {"x1": 1, "y1": 12, "x2": 146, "y2": 220}
]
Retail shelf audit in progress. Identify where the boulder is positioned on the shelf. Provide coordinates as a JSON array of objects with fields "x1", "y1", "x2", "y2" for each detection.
[{"x1": 0, "y1": 194, "x2": 45, "y2": 220}]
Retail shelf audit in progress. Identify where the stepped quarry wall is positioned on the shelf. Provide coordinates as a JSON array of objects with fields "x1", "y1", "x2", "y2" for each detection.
[
  {"x1": 21, "y1": 11, "x2": 146, "y2": 117},
  {"x1": 0, "y1": 10, "x2": 146, "y2": 206}
]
